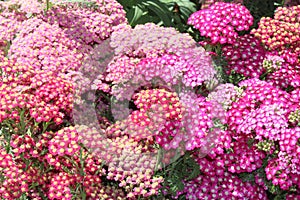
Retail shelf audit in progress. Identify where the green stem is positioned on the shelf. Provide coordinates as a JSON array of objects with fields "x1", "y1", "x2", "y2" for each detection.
[{"x1": 46, "y1": 0, "x2": 50, "y2": 11}]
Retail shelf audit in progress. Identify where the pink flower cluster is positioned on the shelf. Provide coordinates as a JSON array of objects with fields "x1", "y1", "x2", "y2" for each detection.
[
  {"x1": 42, "y1": 0, "x2": 127, "y2": 44},
  {"x1": 8, "y1": 18, "x2": 84, "y2": 73},
  {"x1": 188, "y1": 2, "x2": 253, "y2": 44},
  {"x1": 263, "y1": 51, "x2": 300, "y2": 89},
  {"x1": 2, "y1": 0, "x2": 300, "y2": 198},
  {"x1": 0, "y1": 57, "x2": 73, "y2": 125},
  {"x1": 224, "y1": 77, "x2": 300, "y2": 191},
  {"x1": 110, "y1": 23, "x2": 196, "y2": 56},
  {"x1": 222, "y1": 34, "x2": 266, "y2": 78},
  {"x1": 181, "y1": 156, "x2": 267, "y2": 200},
  {"x1": 106, "y1": 23, "x2": 217, "y2": 103},
  {"x1": 251, "y1": 5, "x2": 300, "y2": 63}
]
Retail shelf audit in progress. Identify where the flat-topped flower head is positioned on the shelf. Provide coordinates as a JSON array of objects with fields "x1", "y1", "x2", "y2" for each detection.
[
  {"x1": 222, "y1": 34, "x2": 266, "y2": 78},
  {"x1": 110, "y1": 23, "x2": 196, "y2": 56},
  {"x1": 9, "y1": 18, "x2": 84, "y2": 73},
  {"x1": 252, "y1": 5, "x2": 300, "y2": 58},
  {"x1": 188, "y1": 2, "x2": 253, "y2": 44},
  {"x1": 41, "y1": 0, "x2": 127, "y2": 44}
]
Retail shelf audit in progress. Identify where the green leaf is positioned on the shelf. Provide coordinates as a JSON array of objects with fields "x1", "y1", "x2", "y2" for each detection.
[
  {"x1": 141, "y1": 0, "x2": 174, "y2": 27},
  {"x1": 126, "y1": 5, "x2": 144, "y2": 26}
]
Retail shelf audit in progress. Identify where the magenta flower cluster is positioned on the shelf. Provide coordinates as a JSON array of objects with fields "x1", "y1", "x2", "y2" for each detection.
[
  {"x1": 222, "y1": 34, "x2": 266, "y2": 78},
  {"x1": 188, "y1": 2, "x2": 253, "y2": 44},
  {"x1": 1, "y1": 0, "x2": 300, "y2": 199}
]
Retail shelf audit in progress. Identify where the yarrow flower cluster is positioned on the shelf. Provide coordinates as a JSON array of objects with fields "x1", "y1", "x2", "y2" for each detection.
[
  {"x1": 222, "y1": 34, "x2": 266, "y2": 78},
  {"x1": 200, "y1": 0, "x2": 244, "y2": 9},
  {"x1": 0, "y1": 57, "x2": 74, "y2": 125},
  {"x1": 0, "y1": 11, "x2": 26, "y2": 56},
  {"x1": 251, "y1": 5, "x2": 300, "y2": 62},
  {"x1": 263, "y1": 53, "x2": 285, "y2": 72},
  {"x1": 9, "y1": 18, "x2": 84, "y2": 73},
  {"x1": 110, "y1": 23, "x2": 196, "y2": 56},
  {"x1": 188, "y1": 2, "x2": 253, "y2": 44},
  {"x1": 181, "y1": 156, "x2": 267, "y2": 200},
  {"x1": 2, "y1": 0, "x2": 300, "y2": 199},
  {"x1": 224, "y1": 77, "x2": 300, "y2": 192},
  {"x1": 42, "y1": 0, "x2": 127, "y2": 44},
  {"x1": 106, "y1": 23, "x2": 217, "y2": 103},
  {"x1": 262, "y1": 51, "x2": 300, "y2": 89},
  {"x1": 206, "y1": 83, "x2": 240, "y2": 110}
]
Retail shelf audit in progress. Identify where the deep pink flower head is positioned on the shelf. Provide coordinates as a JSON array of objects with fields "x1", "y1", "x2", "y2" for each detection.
[
  {"x1": 188, "y1": 2, "x2": 253, "y2": 44},
  {"x1": 227, "y1": 78, "x2": 293, "y2": 139},
  {"x1": 222, "y1": 34, "x2": 266, "y2": 78},
  {"x1": 182, "y1": 155, "x2": 268, "y2": 200}
]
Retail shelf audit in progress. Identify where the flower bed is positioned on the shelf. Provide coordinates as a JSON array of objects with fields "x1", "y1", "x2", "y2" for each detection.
[{"x1": 0, "y1": 0, "x2": 299, "y2": 199}]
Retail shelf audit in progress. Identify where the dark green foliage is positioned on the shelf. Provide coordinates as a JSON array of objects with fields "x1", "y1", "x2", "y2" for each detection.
[{"x1": 117, "y1": 0, "x2": 197, "y2": 32}]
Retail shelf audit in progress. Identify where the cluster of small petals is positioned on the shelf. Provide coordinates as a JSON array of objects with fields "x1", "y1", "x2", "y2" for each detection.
[
  {"x1": 286, "y1": 193, "x2": 300, "y2": 200},
  {"x1": 0, "y1": 11, "x2": 26, "y2": 47},
  {"x1": 107, "y1": 149, "x2": 163, "y2": 198},
  {"x1": 254, "y1": 174, "x2": 268, "y2": 190},
  {"x1": 290, "y1": 88, "x2": 300, "y2": 104},
  {"x1": 182, "y1": 156, "x2": 267, "y2": 200},
  {"x1": 288, "y1": 109, "x2": 300, "y2": 126},
  {"x1": 207, "y1": 83, "x2": 240, "y2": 110},
  {"x1": 251, "y1": 5, "x2": 300, "y2": 56},
  {"x1": 48, "y1": 126, "x2": 80, "y2": 156},
  {"x1": 91, "y1": 74, "x2": 111, "y2": 92},
  {"x1": 178, "y1": 91, "x2": 214, "y2": 151},
  {"x1": 264, "y1": 152, "x2": 299, "y2": 190},
  {"x1": 206, "y1": 129, "x2": 232, "y2": 159},
  {"x1": 5, "y1": 0, "x2": 46, "y2": 14},
  {"x1": 82, "y1": 174, "x2": 102, "y2": 197},
  {"x1": 110, "y1": 23, "x2": 196, "y2": 56},
  {"x1": 263, "y1": 51, "x2": 300, "y2": 89},
  {"x1": 9, "y1": 17, "x2": 84, "y2": 73},
  {"x1": 263, "y1": 53, "x2": 285, "y2": 72},
  {"x1": 188, "y1": 2, "x2": 253, "y2": 44},
  {"x1": 135, "y1": 53, "x2": 185, "y2": 85},
  {"x1": 280, "y1": 49, "x2": 299, "y2": 65},
  {"x1": 119, "y1": 89, "x2": 184, "y2": 142},
  {"x1": 178, "y1": 47, "x2": 217, "y2": 88},
  {"x1": 108, "y1": 48, "x2": 216, "y2": 92},
  {"x1": 106, "y1": 55, "x2": 137, "y2": 84},
  {"x1": 0, "y1": 59, "x2": 72, "y2": 124},
  {"x1": 47, "y1": 172, "x2": 72, "y2": 200},
  {"x1": 279, "y1": 127, "x2": 300, "y2": 154},
  {"x1": 83, "y1": 174, "x2": 126, "y2": 199},
  {"x1": 237, "y1": 103, "x2": 288, "y2": 141},
  {"x1": 0, "y1": 150, "x2": 29, "y2": 199},
  {"x1": 222, "y1": 136, "x2": 266, "y2": 173},
  {"x1": 200, "y1": 0, "x2": 244, "y2": 9},
  {"x1": 102, "y1": 135, "x2": 163, "y2": 198},
  {"x1": 266, "y1": 62, "x2": 300, "y2": 88},
  {"x1": 228, "y1": 78, "x2": 292, "y2": 134},
  {"x1": 222, "y1": 34, "x2": 266, "y2": 78},
  {"x1": 10, "y1": 134, "x2": 35, "y2": 158},
  {"x1": 0, "y1": 84, "x2": 34, "y2": 123},
  {"x1": 31, "y1": 71, "x2": 73, "y2": 110},
  {"x1": 75, "y1": 125, "x2": 163, "y2": 198},
  {"x1": 83, "y1": 41, "x2": 114, "y2": 91},
  {"x1": 41, "y1": 0, "x2": 127, "y2": 44}
]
